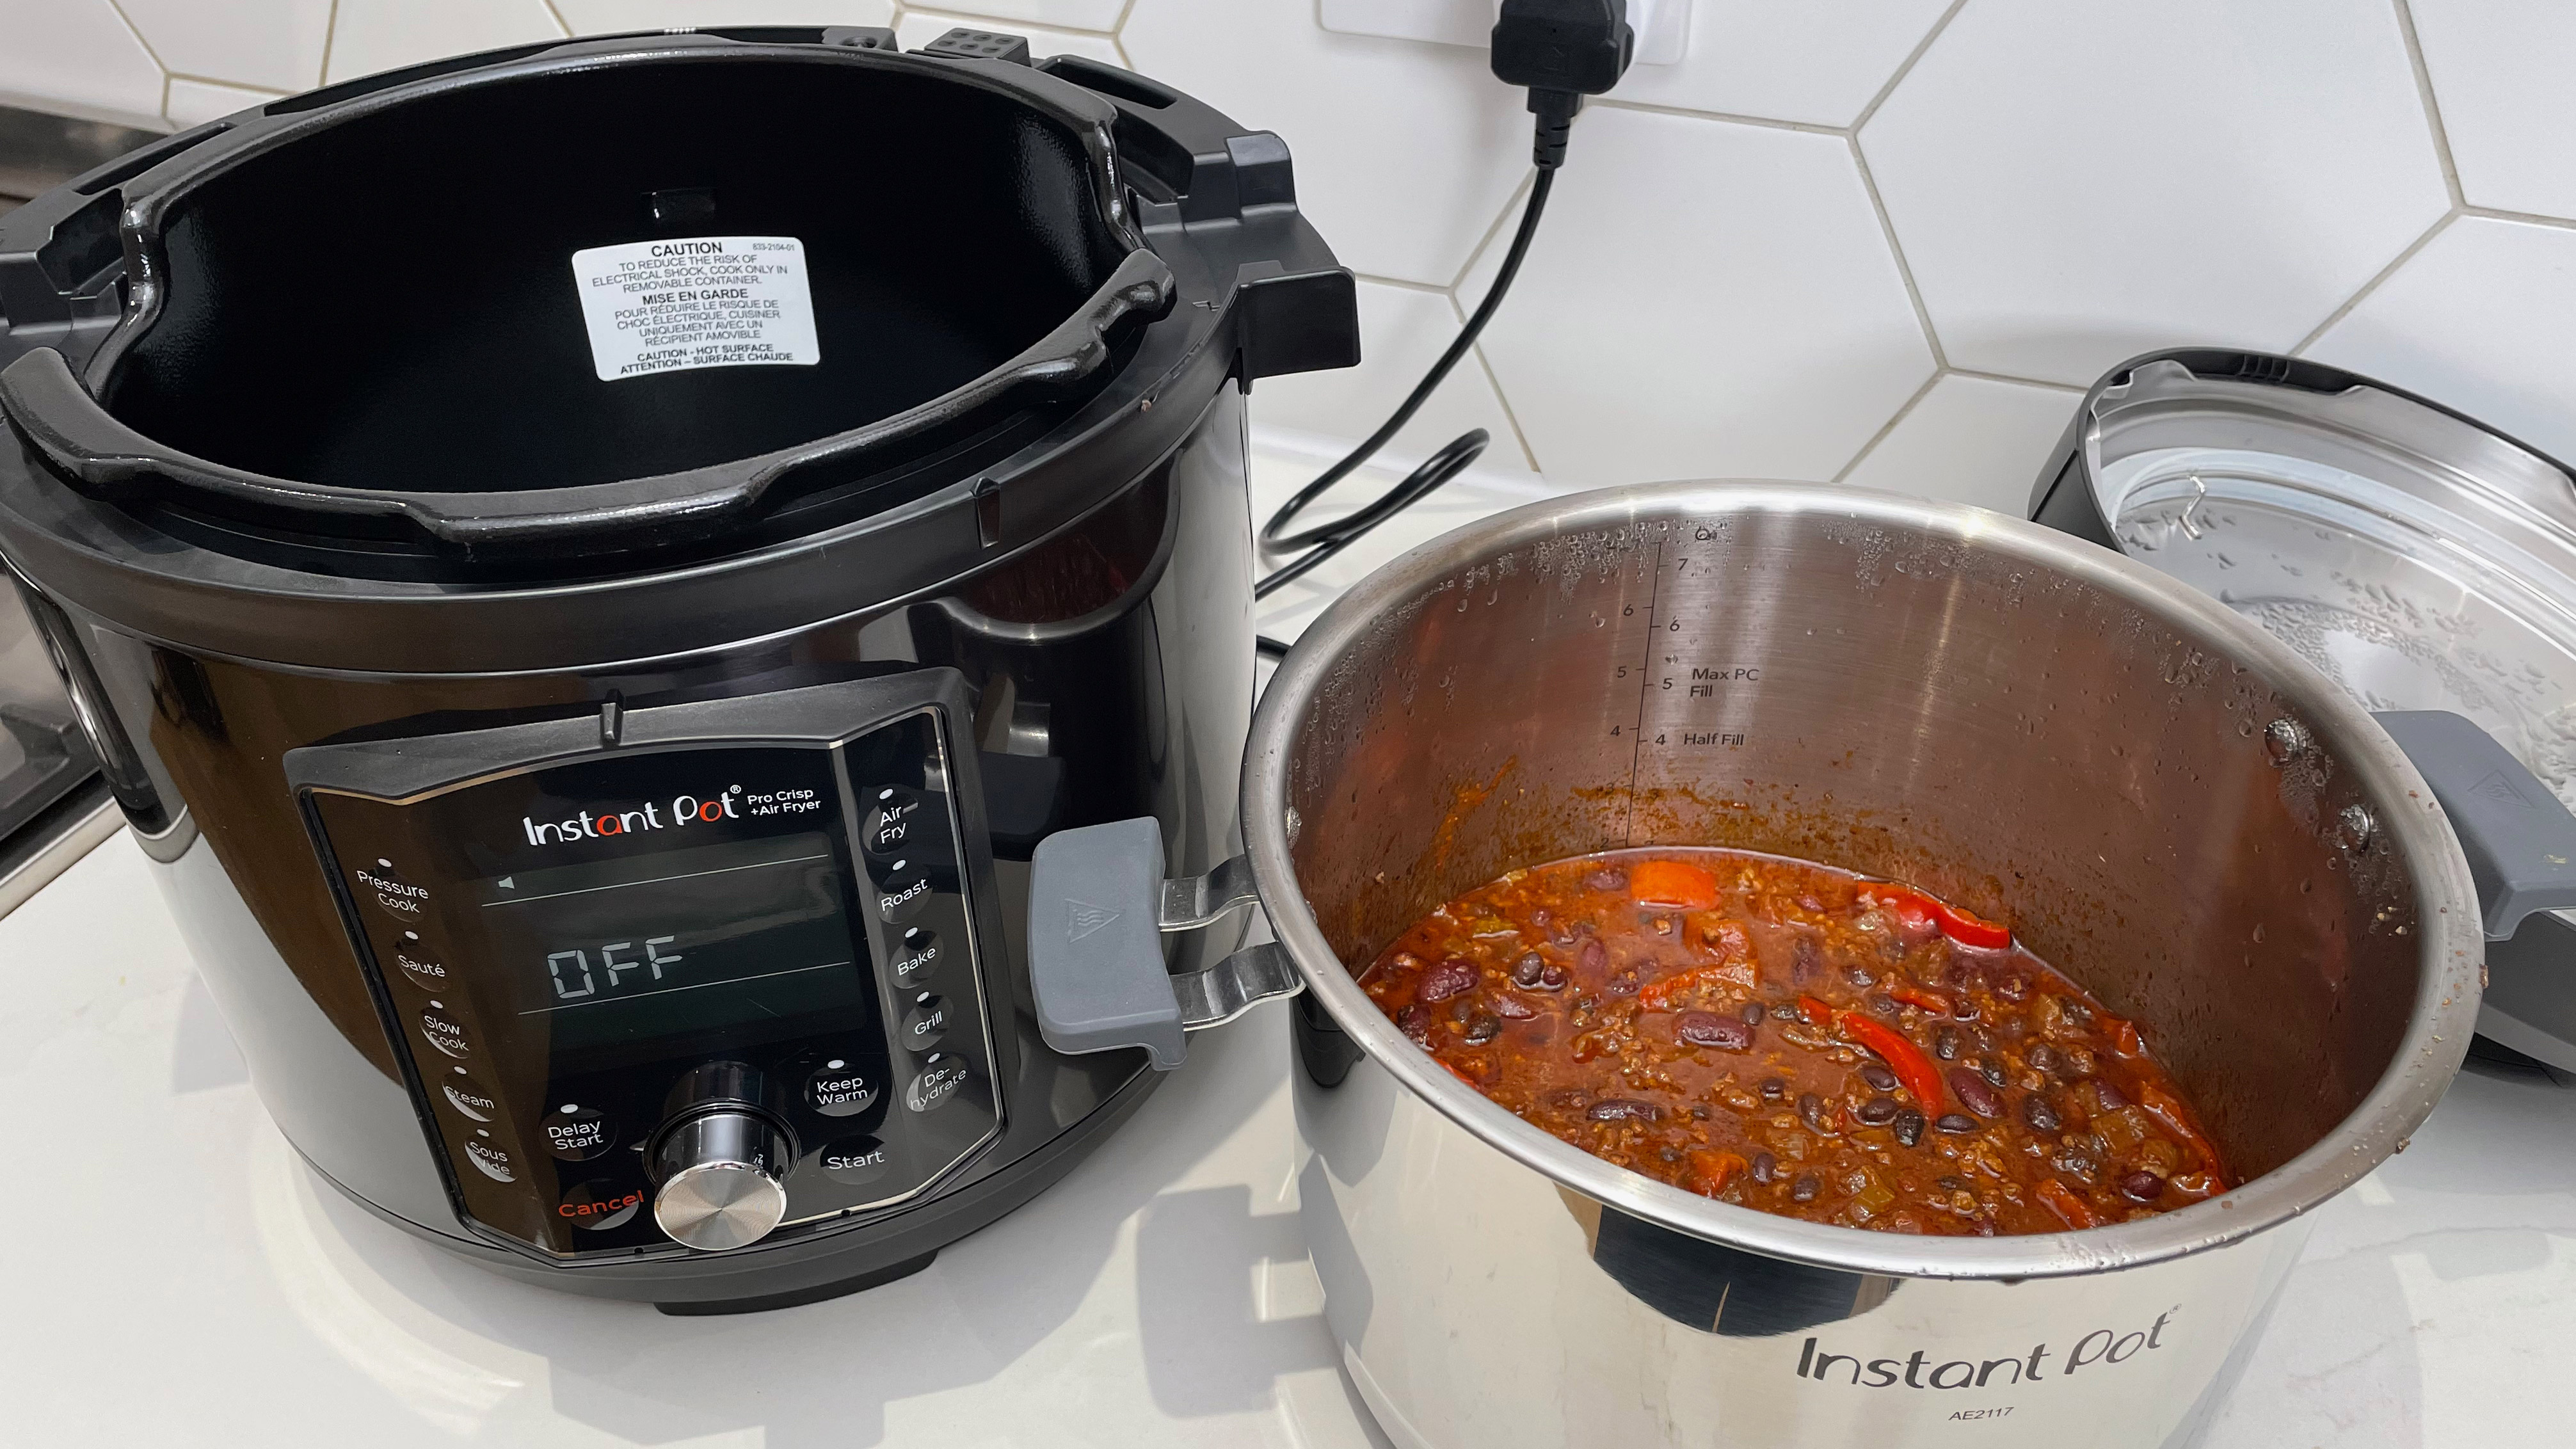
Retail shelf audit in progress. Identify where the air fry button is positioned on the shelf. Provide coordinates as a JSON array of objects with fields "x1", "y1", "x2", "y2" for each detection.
[
  {"x1": 875, "y1": 860, "x2": 931, "y2": 923},
  {"x1": 352, "y1": 857, "x2": 430, "y2": 922},
  {"x1": 420, "y1": 1005, "x2": 472, "y2": 1059},
  {"x1": 862, "y1": 787, "x2": 922, "y2": 859}
]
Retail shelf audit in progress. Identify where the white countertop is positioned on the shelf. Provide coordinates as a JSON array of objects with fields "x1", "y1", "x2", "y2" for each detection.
[{"x1": 4, "y1": 451, "x2": 2570, "y2": 1446}]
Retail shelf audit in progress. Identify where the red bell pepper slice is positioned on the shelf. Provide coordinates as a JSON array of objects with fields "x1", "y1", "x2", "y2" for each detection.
[
  {"x1": 1887, "y1": 982, "x2": 1954, "y2": 1016},
  {"x1": 1631, "y1": 860, "x2": 1719, "y2": 909},
  {"x1": 1798, "y1": 994, "x2": 1837, "y2": 1027},
  {"x1": 1835, "y1": 1011, "x2": 1946, "y2": 1114},
  {"x1": 1685, "y1": 1150, "x2": 1749, "y2": 1197},
  {"x1": 2037, "y1": 1177, "x2": 2104, "y2": 1229},
  {"x1": 2135, "y1": 1080, "x2": 2225, "y2": 1175},
  {"x1": 1862, "y1": 881, "x2": 2012, "y2": 950}
]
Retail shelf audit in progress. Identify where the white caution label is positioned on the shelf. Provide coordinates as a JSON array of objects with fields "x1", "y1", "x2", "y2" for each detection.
[{"x1": 570, "y1": 236, "x2": 820, "y2": 381}]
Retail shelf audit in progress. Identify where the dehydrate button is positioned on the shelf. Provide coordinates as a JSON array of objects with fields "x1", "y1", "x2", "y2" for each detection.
[{"x1": 905, "y1": 1055, "x2": 970, "y2": 1113}]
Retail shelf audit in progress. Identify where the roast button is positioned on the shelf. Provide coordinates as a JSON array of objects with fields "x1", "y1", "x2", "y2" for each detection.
[{"x1": 874, "y1": 861, "x2": 932, "y2": 923}]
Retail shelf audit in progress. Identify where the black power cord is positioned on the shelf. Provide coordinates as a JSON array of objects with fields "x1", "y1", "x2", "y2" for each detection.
[{"x1": 1252, "y1": 2, "x2": 1633, "y2": 660}]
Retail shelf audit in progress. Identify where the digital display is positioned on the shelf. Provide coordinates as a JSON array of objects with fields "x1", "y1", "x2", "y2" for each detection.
[{"x1": 476, "y1": 829, "x2": 868, "y2": 1057}]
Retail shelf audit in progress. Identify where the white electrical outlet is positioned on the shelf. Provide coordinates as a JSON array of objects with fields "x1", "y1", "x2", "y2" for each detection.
[{"x1": 1318, "y1": 0, "x2": 1688, "y2": 68}]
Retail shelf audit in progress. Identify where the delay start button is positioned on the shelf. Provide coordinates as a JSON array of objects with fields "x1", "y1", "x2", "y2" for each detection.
[
  {"x1": 541, "y1": 1103, "x2": 616, "y2": 1161},
  {"x1": 806, "y1": 1059, "x2": 880, "y2": 1117}
]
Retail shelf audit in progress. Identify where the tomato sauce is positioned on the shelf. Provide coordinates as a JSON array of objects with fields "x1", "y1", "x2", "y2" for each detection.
[{"x1": 1361, "y1": 848, "x2": 2231, "y2": 1236}]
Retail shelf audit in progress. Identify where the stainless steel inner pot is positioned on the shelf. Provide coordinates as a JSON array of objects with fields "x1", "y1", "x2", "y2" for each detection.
[{"x1": 1244, "y1": 482, "x2": 2483, "y2": 1448}]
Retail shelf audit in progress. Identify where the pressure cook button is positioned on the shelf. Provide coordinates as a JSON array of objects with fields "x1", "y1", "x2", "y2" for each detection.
[
  {"x1": 541, "y1": 1103, "x2": 616, "y2": 1161},
  {"x1": 806, "y1": 1060, "x2": 881, "y2": 1117},
  {"x1": 905, "y1": 1055, "x2": 970, "y2": 1113},
  {"x1": 438, "y1": 1070, "x2": 500, "y2": 1122},
  {"x1": 874, "y1": 863, "x2": 932, "y2": 923},
  {"x1": 558, "y1": 1180, "x2": 645, "y2": 1231},
  {"x1": 351, "y1": 857, "x2": 431, "y2": 923},
  {"x1": 392, "y1": 943, "x2": 451, "y2": 991},
  {"x1": 817, "y1": 1135, "x2": 892, "y2": 1187},
  {"x1": 862, "y1": 787, "x2": 924, "y2": 858},
  {"x1": 900, "y1": 994, "x2": 951, "y2": 1053},
  {"x1": 888, "y1": 927, "x2": 941, "y2": 989},
  {"x1": 461, "y1": 1138, "x2": 516, "y2": 1183},
  {"x1": 420, "y1": 1007, "x2": 472, "y2": 1059}
]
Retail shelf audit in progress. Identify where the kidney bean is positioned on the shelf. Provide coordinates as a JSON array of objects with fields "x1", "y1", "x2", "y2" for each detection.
[
  {"x1": 1934, "y1": 1025, "x2": 1962, "y2": 1061},
  {"x1": 1759, "y1": 1077, "x2": 1786, "y2": 1101},
  {"x1": 1752, "y1": 1151, "x2": 1779, "y2": 1183},
  {"x1": 1740, "y1": 1001, "x2": 1766, "y2": 1027},
  {"x1": 1396, "y1": 1005, "x2": 1432, "y2": 1045},
  {"x1": 1588, "y1": 1098, "x2": 1661, "y2": 1123},
  {"x1": 1512, "y1": 952, "x2": 1546, "y2": 988},
  {"x1": 1462, "y1": 1013, "x2": 1501, "y2": 1045},
  {"x1": 1418, "y1": 957, "x2": 1479, "y2": 1003},
  {"x1": 1894, "y1": 1109, "x2": 1926, "y2": 1147},
  {"x1": 1936, "y1": 1113, "x2": 1979, "y2": 1135},
  {"x1": 1949, "y1": 1068, "x2": 2003, "y2": 1117},
  {"x1": 1855, "y1": 1096, "x2": 1900, "y2": 1125},
  {"x1": 2022, "y1": 1094, "x2": 2063, "y2": 1133},
  {"x1": 1798, "y1": 1093, "x2": 1830, "y2": 1132},
  {"x1": 1585, "y1": 868, "x2": 1628, "y2": 891},
  {"x1": 1539, "y1": 963, "x2": 1568, "y2": 989},
  {"x1": 2093, "y1": 1078, "x2": 2130, "y2": 1110},
  {"x1": 1578, "y1": 938, "x2": 1608, "y2": 978},
  {"x1": 1676, "y1": 1012, "x2": 1754, "y2": 1051},
  {"x1": 1859, "y1": 1063, "x2": 1899, "y2": 1093},
  {"x1": 2120, "y1": 1171, "x2": 2164, "y2": 1203},
  {"x1": 1791, "y1": 1174, "x2": 1820, "y2": 1203}
]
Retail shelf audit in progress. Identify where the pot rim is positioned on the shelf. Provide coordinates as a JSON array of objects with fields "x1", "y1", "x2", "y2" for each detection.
[{"x1": 1245, "y1": 479, "x2": 2484, "y2": 1281}]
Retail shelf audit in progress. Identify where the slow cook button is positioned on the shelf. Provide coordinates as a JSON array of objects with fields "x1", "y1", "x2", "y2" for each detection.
[
  {"x1": 557, "y1": 1180, "x2": 644, "y2": 1231},
  {"x1": 899, "y1": 994, "x2": 950, "y2": 1053},
  {"x1": 888, "y1": 927, "x2": 940, "y2": 989},
  {"x1": 351, "y1": 856, "x2": 431, "y2": 923},
  {"x1": 806, "y1": 1059, "x2": 880, "y2": 1117},
  {"x1": 817, "y1": 1135, "x2": 892, "y2": 1187},
  {"x1": 905, "y1": 1055, "x2": 970, "y2": 1113},
  {"x1": 420, "y1": 1006, "x2": 472, "y2": 1059},
  {"x1": 861, "y1": 787, "x2": 924, "y2": 859},
  {"x1": 874, "y1": 863, "x2": 932, "y2": 923},
  {"x1": 541, "y1": 1103, "x2": 616, "y2": 1161}
]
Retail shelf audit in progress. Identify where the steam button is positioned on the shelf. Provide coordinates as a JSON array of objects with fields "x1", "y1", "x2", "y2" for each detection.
[
  {"x1": 420, "y1": 1007, "x2": 472, "y2": 1059},
  {"x1": 439, "y1": 1071, "x2": 500, "y2": 1122},
  {"x1": 806, "y1": 1060, "x2": 881, "y2": 1117},
  {"x1": 899, "y1": 994, "x2": 950, "y2": 1053},
  {"x1": 541, "y1": 1103, "x2": 616, "y2": 1161}
]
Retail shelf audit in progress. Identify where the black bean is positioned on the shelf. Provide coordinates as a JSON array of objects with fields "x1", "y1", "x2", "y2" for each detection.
[
  {"x1": 1659, "y1": 1146, "x2": 1680, "y2": 1164},
  {"x1": 1791, "y1": 1174, "x2": 1820, "y2": 1203},
  {"x1": 1791, "y1": 936, "x2": 1820, "y2": 982},
  {"x1": 1690, "y1": 1105, "x2": 1710, "y2": 1119},
  {"x1": 1544, "y1": 1088, "x2": 1590, "y2": 1111},
  {"x1": 2027, "y1": 1043, "x2": 2061, "y2": 1073},
  {"x1": 1949, "y1": 1068, "x2": 2003, "y2": 1118},
  {"x1": 2094, "y1": 1078, "x2": 2130, "y2": 1110},
  {"x1": 1858, "y1": 1063, "x2": 1899, "y2": 1093},
  {"x1": 1418, "y1": 957, "x2": 1479, "y2": 1003},
  {"x1": 1934, "y1": 1025, "x2": 1962, "y2": 1061},
  {"x1": 1539, "y1": 963, "x2": 1568, "y2": 989},
  {"x1": 1449, "y1": 998, "x2": 1473, "y2": 1023},
  {"x1": 2022, "y1": 1095, "x2": 2063, "y2": 1133},
  {"x1": 1980, "y1": 1061, "x2": 2007, "y2": 1089},
  {"x1": 2054, "y1": 1144, "x2": 2099, "y2": 1180},
  {"x1": 1937, "y1": 1175, "x2": 1974, "y2": 1194},
  {"x1": 1588, "y1": 1099, "x2": 1661, "y2": 1123},
  {"x1": 1396, "y1": 1005, "x2": 1431, "y2": 1045},
  {"x1": 1740, "y1": 1001, "x2": 1766, "y2": 1027},
  {"x1": 2120, "y1": 1171, "x2": 2165, "y2": 1203},
  {"x1": 1952, "y1": 998, "x2": 1981, "y2": 1023},
  {"x1": 1936, "y1": 1113, "x2": 1979, "y2": 1135},
  {"x1": 1512, "y1": 952, "x2": 1546, "y2": 988},
  {"x1": 1462, "y1": 1013, "x2": 1501, "y2": 1045},
  {"x1": 2058, "y1": 997, "x2": 2094, "y2": 1028},
  {"x1": 1585, "y1": 868, "x2": 1628, "y2": 891},
  {"x1": 1759, "y1": 1077, "x2": 1786, "y2": 1101},
  {"x1": 1844, "y1": 964, "x2": 1876, "y2": 989},
  {"x1": 1867, "y1": 992, "x2": 1901, "y2": 1018},
  {"x1": 1894, "y1": 1109, "x2": 1925, "y2": 1147},
  {"x1": 1676, "y1": 1011, "x2": 1754, "y2": 1052},
  {"x1": 1751, "y1": 1151, "x2": 1779, "y2": 1183},
  {"x1": 1798, "y1": 1093, "x2": 1829, "y2": 1132},
  {"x1": 1855, "y1": 1096, "x2": 1900, "y2": 1125}
]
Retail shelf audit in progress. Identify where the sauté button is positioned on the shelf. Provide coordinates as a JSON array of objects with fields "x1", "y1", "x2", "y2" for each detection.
[
  {"x1": 905, "y1": 1055, "x2": 970, "y2": 1112},
  {"x1": 392, "y1": 942, "x2": 451, "y2": 991},
  {"x1": 461, "y1": 1136, "x2": 516, "y2": 1183},
  {"x1": 541, "y1": 1102, "x2": 616, "y2": 1161},
  {"x1": 438, "y1": 1069, "x2": 500, "y2": 1122},
  {"x1": 861, "y1": 787, "x2": 924, "y2": 859},
  {"x1": 806, "y1": 1059, "x2": 880, "y2": 1117},
  {"x1": 874, "y1": 860, "x2": 932, "y2": 923},
  {"x1": 420, "y1": 1006, "x2": 472, "y2": 1059},
  {"x1": 899, "y1": 993, "x2": 950, "y2": 1053},
  {"x1": 888, "y1": 927, "x2": 941, "y2": 989},
  {"x1": 557, "y1": 1179, "x2": 644, "y2": 1231},
  {"x1": 817, "y1": 1135, "x2": 893, "y2": 1187},
  {"x1": 351, "y1": 857, "x2": 431, "y2": 923}
]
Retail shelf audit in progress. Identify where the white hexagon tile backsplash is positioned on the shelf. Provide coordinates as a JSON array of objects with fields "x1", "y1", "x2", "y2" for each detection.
[{"x1": 8, "y1": 0, "x2": 2576, "y2": 510}]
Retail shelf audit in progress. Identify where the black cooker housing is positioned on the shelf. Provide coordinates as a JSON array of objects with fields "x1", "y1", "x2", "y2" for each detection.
[{"x1": 0, "y1": 27, "x2": 1356, "y2": 1310}]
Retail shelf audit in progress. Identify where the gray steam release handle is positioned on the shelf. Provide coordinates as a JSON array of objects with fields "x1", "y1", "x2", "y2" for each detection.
[
  {"x1": 1028, "y1": 818, "x2": 1291, "y2": 1069},
  {"x1": 2376, "y1": 710, "x2": 2576, "y2": 940}
]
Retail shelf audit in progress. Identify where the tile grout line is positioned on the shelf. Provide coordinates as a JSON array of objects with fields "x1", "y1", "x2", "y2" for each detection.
[
  {"x1": 164, "y1": 74, "x2": 291, "y2": 95},
  {"x1": 1829, "y1": 369, "x2": 1943, "y2": 486},
  {"x1": 538, "y1": 0, "x2": 575, "y2": 40},
  {"x1": 1445, "y1": 171, "x2": 1537, "y2": 294},
  {"x1": 1590, "y1": 97, "x2": 1844, "y2": 137},
  {"x1": 1850, "y1": 0, "x2": 1970, "y2": 134},
  {"x1": 2287, "y1": 209, "x2": 2456, "y2": 356},
  {"x1": 1850, "y1": 137, "x2": 1949, "y2": 372},
  {"x1": 1352, "y1": 272, "x2": 1453, "y2": 297},
  {"x1": 2390, "y1": 0, "x2": 2466, "y2": 210},
  {"x1": 2458, "y1": 204, "x2": 2576, "y2": 233},
  {"x1": 94, "y1": 0, "x2": 172, "y2": 126},
  {"x1": 318, "y1": 0, "x2": 340, "y2": 90},
  {"x1": 1946, "y1": 367, "x2": 2083, "y2": 393},
  {"x1": 1450, "y1": 279, "x2": 1544, "y2": 474}
]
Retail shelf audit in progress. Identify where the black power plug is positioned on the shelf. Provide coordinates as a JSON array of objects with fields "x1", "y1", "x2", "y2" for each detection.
[{"x1": 1491, "y1": 0, "x2": 1636, "y2": 168}]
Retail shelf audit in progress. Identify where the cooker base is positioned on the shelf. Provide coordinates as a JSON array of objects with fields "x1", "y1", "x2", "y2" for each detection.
[{"x1": 652, "y1": 1249, "x2": 939, "y2": 1317}]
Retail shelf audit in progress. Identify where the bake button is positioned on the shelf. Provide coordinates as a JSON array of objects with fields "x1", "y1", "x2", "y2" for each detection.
[
  {"x1": 904, "y1": 1055, "x2": 970, "y2": 1113},
  {"x1": 461, "y1": 1135, "x2": 516, "y2": 1183},
  {"x1": 874, "y1": 861, "x2": 932, "y2": 923},
  {"x1": 817, "y1": 1135, "x2": 893, "y2": 1187},
  {"x1": 899, "y1": 994, "x2": 951, "y2": 1053},
  {"x1": 806, "y1": 1059, "x2": 881, "y2": 1117},
  {"x1": 888, "y1": 927, "x2": 941, "y2": 989},
  {"x1": 420, "y1": 1005, "x2": 472, "y2": 1059},
  {"x1": 862, "y1": 787, "x2": 924, "y2": 858},
  {"x1": 352, "y1": 857, "x2": 431, "y2": 922},
  {"x1": 438, "y1": 1069, "x2": 500, "y2": 1122},
  {"x1": 541, "y1": 1102, "x2": 616, "y2": 1161},
  {"x1": 392, "y1": 941, "x2": 451, "y2": 991},
  {"x1": 557, "y1": 1180, "x2": 646, "y2": 1231}
]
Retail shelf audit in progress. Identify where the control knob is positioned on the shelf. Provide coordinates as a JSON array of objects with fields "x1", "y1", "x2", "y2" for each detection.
[{"x1": 652, "y1": 1109, "x2": 790, "y2": 1251}]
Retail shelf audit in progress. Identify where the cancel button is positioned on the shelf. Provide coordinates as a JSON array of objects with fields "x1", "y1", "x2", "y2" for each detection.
[{"x1": 818, "y1": 1136, "x2": 892, "y2": 1187}]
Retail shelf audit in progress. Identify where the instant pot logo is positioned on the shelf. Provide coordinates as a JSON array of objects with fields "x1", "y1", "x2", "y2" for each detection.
[
  {"x1": 1795, "y1": 1307, "x2": 2179, "y2": 1394},
  {"x1": 521, "y1": 784, "x2": 744, "y2": 845}
]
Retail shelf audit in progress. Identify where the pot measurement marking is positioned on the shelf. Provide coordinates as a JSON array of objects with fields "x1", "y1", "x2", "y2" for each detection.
[{"x1": 1613, "y1": 539, "x2": 1756, "y2": 845}]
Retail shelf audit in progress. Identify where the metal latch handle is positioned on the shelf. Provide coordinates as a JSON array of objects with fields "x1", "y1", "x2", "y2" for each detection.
[{"x1": 1028, "y1": 818, "x2": 1297, "y2": 1069}]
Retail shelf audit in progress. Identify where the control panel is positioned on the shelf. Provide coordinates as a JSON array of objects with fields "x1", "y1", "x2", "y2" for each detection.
[{"x1": 287, "y1": 677, "x2": 1003, "y2": 1260}]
